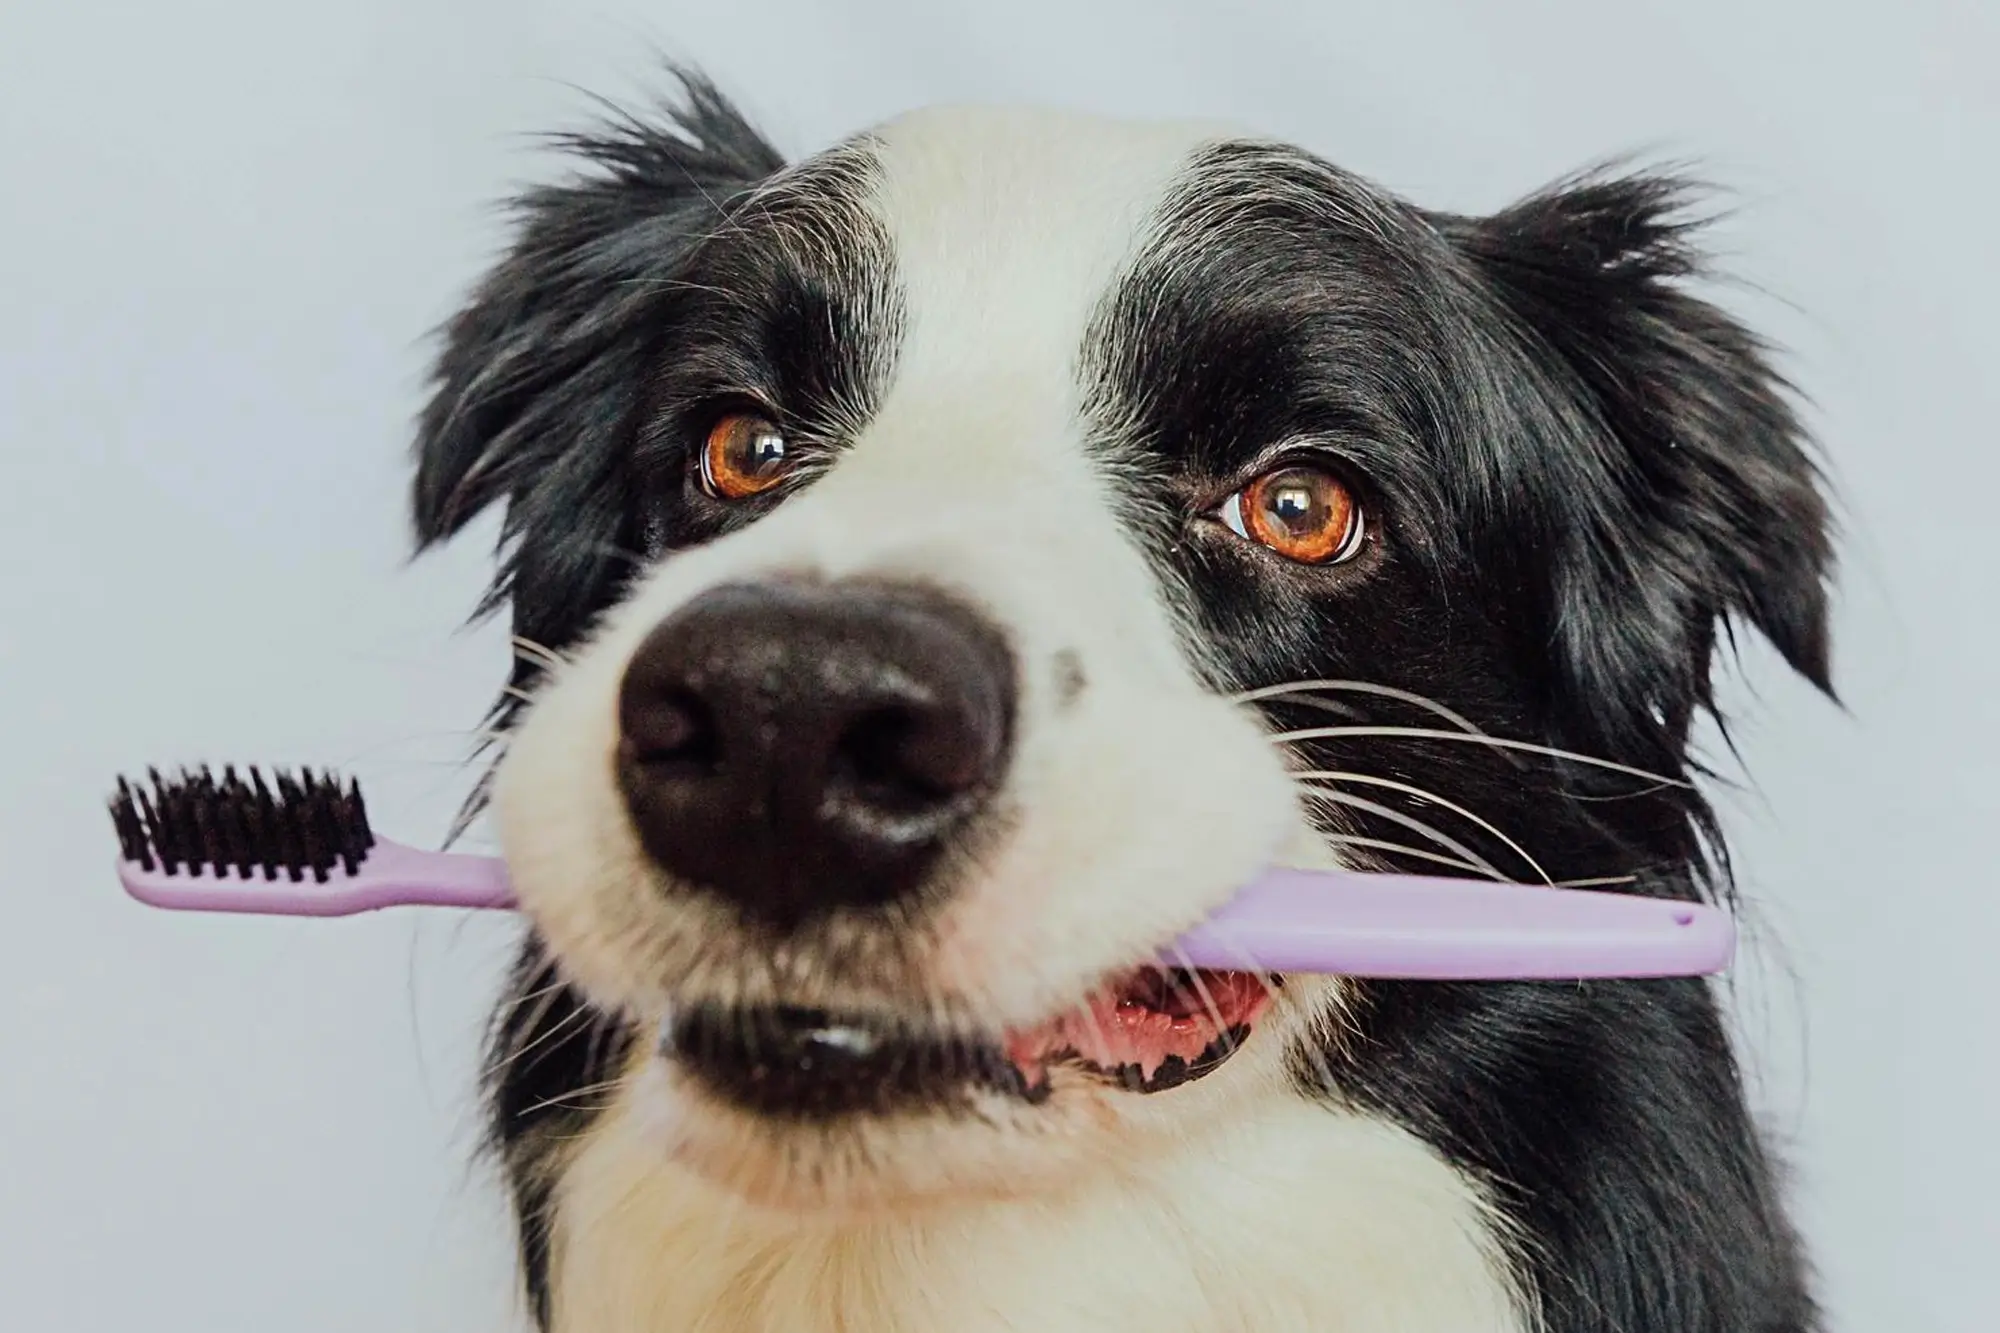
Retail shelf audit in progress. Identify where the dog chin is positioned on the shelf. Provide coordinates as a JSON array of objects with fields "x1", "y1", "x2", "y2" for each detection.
[
  {"x1": 621, "y1": 1057, "x2": 1096, "y2": 1214},
  {"x1": 617, "y1": 960, "x2": 1328, "y2": 1216}
]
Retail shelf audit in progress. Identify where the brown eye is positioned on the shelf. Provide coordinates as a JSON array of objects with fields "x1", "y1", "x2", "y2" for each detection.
[
  {"x1": 699, "y1": 412, "x2": 791, "y2": 499},
  {"x1": 1219, "y1": 465, "x2": 1363, "y2": 565}
]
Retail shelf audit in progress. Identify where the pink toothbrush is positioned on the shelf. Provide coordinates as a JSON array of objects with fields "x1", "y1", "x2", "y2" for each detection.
[{"x1": 109, "y1": 766, "x2": 1733, "y2": 979}]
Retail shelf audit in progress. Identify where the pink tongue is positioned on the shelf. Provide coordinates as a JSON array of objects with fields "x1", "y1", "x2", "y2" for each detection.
[{"x1": 1004, "y1": 972, "x2": 1267, "y2": 1083}]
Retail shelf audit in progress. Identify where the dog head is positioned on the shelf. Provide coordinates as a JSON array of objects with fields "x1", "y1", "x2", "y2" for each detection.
[{"x1": 414, "y1": 76, "x2": 1831, "y2": 1221}]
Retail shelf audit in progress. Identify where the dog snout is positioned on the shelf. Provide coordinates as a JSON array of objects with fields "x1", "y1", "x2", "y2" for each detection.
[{"x1": 615, "y1": 579, "x2": 1015, "y2": 931}]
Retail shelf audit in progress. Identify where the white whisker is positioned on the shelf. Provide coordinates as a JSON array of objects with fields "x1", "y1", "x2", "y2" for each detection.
[
  {"x1": 1070, "y1": 995, "x2": 1116, "y2": 1074},
  {"x1": 496, "y1": 977, "x2": 567, "y2": 1018},
  {"x1": 1548, "y1": 874, "x2": 1641, "y2": 889},
  {"x1": 512, "y1": 1076, "x2": 627, "y2": 1120},
  {"x1": 1164, "y1": 961, "x2": 1235, "y2": 1071},
  {"x1": 1569, "y1": 781, "x2": 1684, "y2": 801},
  {"x1": 1253, "y1": 694, "x2": 1368, "y2": 722},
  {"x1": 1161, "y1": 945, "x2": 1270, "y2": 1046},
  {"x1": 485, "y1": 981, "x2": 578, "y2": 1082},
  {"x1": 1232, "y1": 678, "x2": 1489, "y2": 739},
  {"x1": 1320, "y1": 834, "x2": 1505, "y2": 880},
  {"x1": 1273, "y1": 725, "x2": 1690, "y2": 788},
  {"x1": 510, "y1": 635, "x2": 570, "y2": 672},
  {"x1": 1296, "y1": 788, "x2": 1507, "y2": 881},
  {"x1": 486, "y1": 1002, "x2": 597, "y2": 1082},
  {"x1": 1320, "y1": 833, "x2": 1643, "y2": 890},
  {"x1": 1296, "y1": 770, "x2": 1551, "y2": 884}
]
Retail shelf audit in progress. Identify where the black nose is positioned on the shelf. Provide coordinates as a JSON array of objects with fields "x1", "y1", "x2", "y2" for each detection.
[{"x1": 616, "y1": 580, "x2": 1014, "y2": 931}]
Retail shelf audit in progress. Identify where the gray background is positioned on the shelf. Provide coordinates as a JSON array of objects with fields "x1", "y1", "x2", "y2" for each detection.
[{"x1": 2, "y1": 1, "x2": 1992, "y2": 1329}]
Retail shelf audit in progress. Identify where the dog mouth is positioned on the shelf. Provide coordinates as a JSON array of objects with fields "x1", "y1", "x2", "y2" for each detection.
[
  {"x1": 665, "y1": 967, "x2": 1273, "y2": 1118},
  {"x1": 1004, "y1": 966, "x2": 1273, "y2": 1094}
]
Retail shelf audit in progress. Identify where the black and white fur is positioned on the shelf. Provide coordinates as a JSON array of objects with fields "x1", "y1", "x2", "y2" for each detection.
[{"x1": 412, "y1": 72, "x2": 1832, "y2": 1333}]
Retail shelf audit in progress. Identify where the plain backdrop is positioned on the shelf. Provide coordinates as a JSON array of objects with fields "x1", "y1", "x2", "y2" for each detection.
[{"x1": 2, "y1": 2, "x2": 1993, "y2": 1329}]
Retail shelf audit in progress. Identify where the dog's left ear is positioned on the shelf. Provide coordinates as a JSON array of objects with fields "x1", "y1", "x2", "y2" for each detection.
[{"x1": 1449, "y1": 170, "x2": 1835, "y2": 756}]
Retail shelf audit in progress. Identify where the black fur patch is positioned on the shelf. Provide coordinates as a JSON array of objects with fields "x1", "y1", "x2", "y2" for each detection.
[{"x1": 1082, "y1": 141, "x2": 1828, "y2": 1330}]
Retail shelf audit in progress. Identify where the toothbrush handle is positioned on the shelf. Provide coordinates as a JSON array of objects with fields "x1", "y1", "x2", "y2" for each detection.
[
  {"x1": 353, "y1": 841, "x2": 517, "y2": 911},
  {"x1": 1166, "y1": 867, "x2": 1733, "y2": 978},
  {"x1": 116, "y1": 839, "x2": 514, "y2": 918}
]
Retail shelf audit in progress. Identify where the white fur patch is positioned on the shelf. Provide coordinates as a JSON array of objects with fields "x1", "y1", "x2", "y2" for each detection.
[{"x1": 549, "y1": 1069, "x2": 1523, "y2": 1333}]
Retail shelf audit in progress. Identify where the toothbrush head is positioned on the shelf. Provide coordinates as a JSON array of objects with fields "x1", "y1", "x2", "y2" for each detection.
[{"x1": 110, "y1": 765, "x2": 375, "y2": 883}]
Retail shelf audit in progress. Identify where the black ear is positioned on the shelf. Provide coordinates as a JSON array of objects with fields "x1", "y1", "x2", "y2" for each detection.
[
  {"x1": 411, "y1": 70, "x2": 783, "y2": 605},
  {"x1": 1452, "y1": 169, "x2": 1835, "y2": 759}
]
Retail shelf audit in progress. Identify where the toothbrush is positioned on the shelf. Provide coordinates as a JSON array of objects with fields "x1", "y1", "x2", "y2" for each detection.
[{"x1": 108, "y1": 766, "x2": 1734, "y2": 980}]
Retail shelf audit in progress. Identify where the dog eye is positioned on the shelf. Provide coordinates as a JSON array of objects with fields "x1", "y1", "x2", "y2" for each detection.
[
  {"x1": 699, "y1": 412, "x2": 792, "y2": 500},
  {"x1": 1216, "y1": 465, "x2": 1364, "y2": 565}
]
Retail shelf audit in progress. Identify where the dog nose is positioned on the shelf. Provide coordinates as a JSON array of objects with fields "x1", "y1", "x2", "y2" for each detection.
[{"x1": 615, "y1": 580, "x2": 1015, "y2": 931}]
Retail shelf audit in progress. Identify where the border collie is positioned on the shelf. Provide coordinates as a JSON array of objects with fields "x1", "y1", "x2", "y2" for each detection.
[{"x1": 411, "y1": 71, "x2": 1832, "y2": 1333}]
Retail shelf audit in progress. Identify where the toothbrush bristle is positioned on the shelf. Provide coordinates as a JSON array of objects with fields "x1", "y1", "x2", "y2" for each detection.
[{"x1": 108, "y1": 765, "x2": 376, "y2": 882}]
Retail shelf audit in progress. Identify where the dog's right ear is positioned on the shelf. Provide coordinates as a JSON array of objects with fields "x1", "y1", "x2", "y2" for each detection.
[{"x1": 411, "y1": 71, "x2": 783, "y2": 558}]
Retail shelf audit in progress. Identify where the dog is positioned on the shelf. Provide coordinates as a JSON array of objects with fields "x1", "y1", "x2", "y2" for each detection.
[{"x1": 410, "y1": 70, "x2": 1833, "y2": 1333}]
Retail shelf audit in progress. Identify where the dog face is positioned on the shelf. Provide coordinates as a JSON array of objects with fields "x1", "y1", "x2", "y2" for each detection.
[
  {"x1": 461, "y1": 104, "x2": 1337, "y2": 1210},
  {"x1": 415, "y1": 76, "x2": 1829, "y2": 1330}
]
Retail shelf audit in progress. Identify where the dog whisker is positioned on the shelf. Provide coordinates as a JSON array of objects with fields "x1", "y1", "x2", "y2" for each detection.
[
  {"x1": 486, "y1": 1001, "x2": 599, "y2": 1083},
  {"x1": 1321, "y1": 834, "x2": 1643, "y2": 890},
  {"x1": 1273, "y1": 725, "x2": 1692, "y2": 788},
  {"x1": 1295, "y1": 788, "x2": 1509, "y2": 882},
  {"x1": 1249, "y1": 694, "x2": 1370, "y2": 723},
  {"x1": 1320, "y1": 834, "x2": 1505, "y2": 880},
  {"x1": 593, "y1": 1014, "x2": 634, "y2": 1104},
  {"x1": 1232, "y1": 679, "x2": 1490, "y2": 741},
  {"x1": 485, "y1": 981, "x2": 583, "y2": 1083},
  {"x1": 1567, "y1": 781, "x2": 1685, "y2": 802},
  {"x1": 491, "y1": 987, "x2": 569, "y2": 1075},
  {"x1": 496, "y1": 976, "x2": 568, "y2": 1018},
  {"x1": 510, "y1": 635, "x2": 571, "y2": 672},
  {"x1": 1295, "y1": 770, "x2": 1551, "y2": 884},
  {"x1": 1069, "y1": 995, "x2": 1114, "y2": 1074},
  {"x1": 511, "y1": 1077, "x2": 628, "y2": 1121},
  {"x1": 1160, "y1": 945, "x2": 1245, "y2": 1046},
  {"x1": 1326, "y1": 832, "x2": 1644, "y2": 890}
]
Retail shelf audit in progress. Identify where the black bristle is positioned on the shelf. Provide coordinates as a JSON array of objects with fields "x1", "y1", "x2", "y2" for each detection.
[
  {"x1": 247, "y1": 768, "x2": 279, "y2": 879},
  {"x1": 339, "y1": 776, "x2": 372, "y2": 873},
  {"x1": 272, "y1": 772, "x2": 309, "y2": 882},
  {"x1": 109, "y1": 778, "x2": 154, "y2": 870},
  {"x1": 215, "y1": 766, "x2": 250, "y2": 877},
  {"x1": 143, "y1": 770, "x2": 181, "y2": 873},
  {"x1": 188, "y1": 767, "x2": 222, "y2": 873},
  {"x1": 301, "y1": 770, "x2": 334, "y2": 884},
  {"x1": 107, "y1": 764, "x2": 380, "y2": 883},
  {"x1": 304, "y1": 773, "x2": 333, "y2": 884}
]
